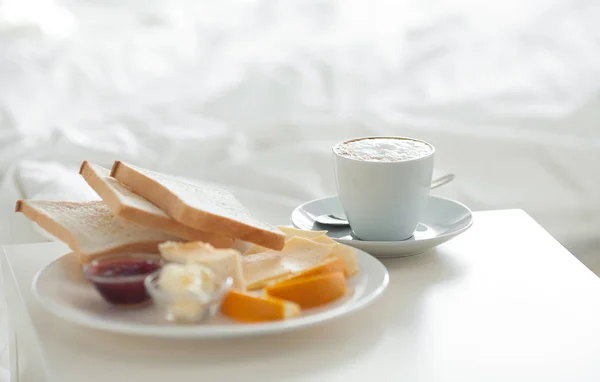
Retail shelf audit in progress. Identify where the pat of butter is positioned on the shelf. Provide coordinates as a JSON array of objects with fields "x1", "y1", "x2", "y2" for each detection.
[
  {"x1": 167, "y1": 299, "x2": 206, "y2": 323},
  {"x1": 158, "y1": 263, "x2": 216, "y2": 298}
]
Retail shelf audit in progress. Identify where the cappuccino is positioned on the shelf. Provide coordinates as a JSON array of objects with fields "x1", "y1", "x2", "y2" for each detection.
[{"x1": 334, "y1": 137, "x2": 432, "y2": 162}]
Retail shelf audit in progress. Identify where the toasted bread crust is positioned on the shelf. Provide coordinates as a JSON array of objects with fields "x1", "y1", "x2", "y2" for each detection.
[
  {"x1": 111, "y1": 161, "x2": 285, "y2": 250},
  {"x1": 15, "y1": 199, "x2": 81, "y2": 252},
  {"x1": 81, "y1": 161, "x2": 234, "y2": 248},
  {"x1": 80, "y1": 161, "x2": 124, "y2": 216}
]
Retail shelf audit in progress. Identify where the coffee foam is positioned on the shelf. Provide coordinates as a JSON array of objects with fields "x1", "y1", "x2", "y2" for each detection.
[{"x1": 335, "y1": 138, "x2": 432, "y2": 162}]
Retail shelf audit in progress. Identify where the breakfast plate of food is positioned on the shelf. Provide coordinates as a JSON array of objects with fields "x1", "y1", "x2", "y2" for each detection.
[
  {"x1": 19, "y1": 160, "x2": 389, "y2": 338},
  {"x1": 32, "y1": 243, "x2": 387, "y2": 338}
]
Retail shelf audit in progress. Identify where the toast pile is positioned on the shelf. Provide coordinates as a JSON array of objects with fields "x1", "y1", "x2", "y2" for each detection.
[{"x1": 15, "y1": 161, "x2": 286, "y2": 262}]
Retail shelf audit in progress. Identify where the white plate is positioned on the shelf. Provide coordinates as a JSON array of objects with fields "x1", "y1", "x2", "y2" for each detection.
[
  {"x1": 32, "y1": 248, "x2": 389, "y2": 339},
  {"x1": 291, "y1": 195, "x2": 473, "y2": 258}
]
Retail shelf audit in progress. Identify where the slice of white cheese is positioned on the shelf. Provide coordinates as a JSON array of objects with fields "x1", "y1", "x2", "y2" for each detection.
[
  {"x1": 276, "y1": 226, "x2": 328, "y2": 239},
  {"x1": 242, "y1": 252, "x2": 291, "y2": 290},
  {"x1": 243, "y1": 244, "x2": 269, "y2": 256},
  {"x1": 244, "y1": 229, "x2": 332, "y2": 256},
  {"x1": 278, "y1": 236, "x2": 335, "y2": 272},
  {"x1": 309, "y1": 234, "x2": 337, "y2": 245},
  {"x1": 328, "y1": 243, "x2": 359, "y2": 276}
]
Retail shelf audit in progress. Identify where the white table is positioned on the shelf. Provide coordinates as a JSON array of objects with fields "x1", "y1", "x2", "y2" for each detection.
[{"x1": 3, "y1": 209, "x2": 600, "y2": 382}]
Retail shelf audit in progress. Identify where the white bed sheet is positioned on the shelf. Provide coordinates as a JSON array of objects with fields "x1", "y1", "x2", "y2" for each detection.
[{"x1": 1, "y1": 0, "x2": 600, "y2": 378}]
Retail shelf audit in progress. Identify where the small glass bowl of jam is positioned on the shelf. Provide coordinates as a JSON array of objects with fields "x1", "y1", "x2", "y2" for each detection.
[
  {"x1": 145, "y1": 270, "x2": 233, "y2": 324},
  {"x1": 83, "y1": 253, "x2": 164, "y2": 307}
]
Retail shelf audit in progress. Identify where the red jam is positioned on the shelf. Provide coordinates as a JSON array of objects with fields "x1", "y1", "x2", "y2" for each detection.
[{"x1": 84, "y1": 255, "x2": 162, "y2": 307}]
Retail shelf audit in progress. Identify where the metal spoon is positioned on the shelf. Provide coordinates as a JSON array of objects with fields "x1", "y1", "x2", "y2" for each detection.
[{"x1": 315, "y1": 173, "x2": 455, "y2": 227}]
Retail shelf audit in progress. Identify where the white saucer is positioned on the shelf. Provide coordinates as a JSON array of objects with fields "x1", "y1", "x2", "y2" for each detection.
[
  {"x1": 32, "y1": 249, "x2": 389, "y2": 339},
  {"x1": 291, "y1": 195, "x2": 473, "y2": 258}
]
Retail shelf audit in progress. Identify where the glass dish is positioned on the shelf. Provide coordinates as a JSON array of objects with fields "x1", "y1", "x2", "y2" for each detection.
[
  {"x1": 145, "y1": 272, "x2": 233, "y2": 324},
  {"x1": 83, "y1": 253, "x2": 164, "y2": 307}
]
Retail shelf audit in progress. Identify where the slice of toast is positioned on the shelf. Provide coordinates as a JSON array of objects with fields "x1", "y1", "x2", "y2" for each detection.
[
  {"x1": 15, "y1": 200, "x2": 178, "y2": 263},
  {"x1": 110, "y1": 161, "x2": 286, "y2": 251},
  {"x1": 79, "y1": 161, "x2": 233, "y2": 248}
]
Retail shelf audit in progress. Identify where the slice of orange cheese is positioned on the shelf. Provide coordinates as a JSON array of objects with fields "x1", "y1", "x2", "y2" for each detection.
[
  {"x1": 221, "y1": 290, "x2": 301, "y2": 322},
  {"x1": 269, "y1": 256, "x2": 346, "y2": 285},
  {"x1": 299, "y1": 235, "x2": 359, "y2": 277},
  {"x1": 266, "y1": 271, "x2": 347, "y2": 309}
]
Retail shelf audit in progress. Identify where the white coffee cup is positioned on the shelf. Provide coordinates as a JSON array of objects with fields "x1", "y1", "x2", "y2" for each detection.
[{"x1": 333, "y1": 136, "x2": 435, "y2": 241}]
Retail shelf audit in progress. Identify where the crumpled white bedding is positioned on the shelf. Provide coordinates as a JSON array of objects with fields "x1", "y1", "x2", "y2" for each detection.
[{"x1": 1, "y1": 0, "x2": 600, "y2": 378}]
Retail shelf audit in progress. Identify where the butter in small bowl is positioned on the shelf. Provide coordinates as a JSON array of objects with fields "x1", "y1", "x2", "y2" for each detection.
[{"x1": 145, "y1": 263, "x2": 232, "y2": 323}]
